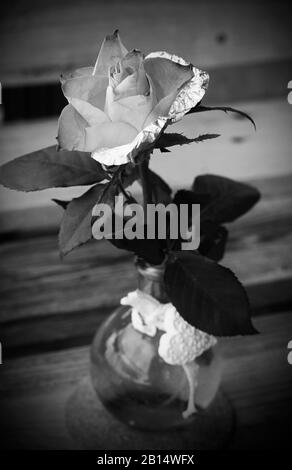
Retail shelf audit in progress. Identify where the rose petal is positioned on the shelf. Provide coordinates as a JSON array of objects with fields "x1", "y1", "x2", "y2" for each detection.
[
  {"x1": 62, "y1": 74, "x2": 108, "y2": 111},
  {"x1": 145, "y1": 51, "x2": 209, "y2": 123},
  {"x1": 114, "y1": 68, "x2": 149, "y2": 99},
  {"x1": 57, "y1": 106, "x2": 136, "y2": 153},
  {"x1": 169, "y1": 66, "x2": 209, "y2": 122},
  {"x1": 93, "y1": 29, "x2": 128, "y2": 76},
  {"x1": 69, "y1": 97, "x2": 110, "y2": 126},
  {"x1": 111, "y1": 50, "x2": 149, "y2": 98},
  {"x1": 118, "y1": 50, "x2": 144, "y2": 78},
  {"x1": 143, "y1": 86, "x2": 178, "y2": 127},
  {"x1": 144, "y1": 54, "x2": 193, "y2": 103},
  {"x1": 91, "y1": 116, "x2": 168, "y2": 166},
  {"x1": 84, "y1": 121, "x2": 138, "y2": 153},
  {"x1": 105, "y1": 86, "x2": 153, "y2": 131},
  {"x1": 109, "y1": 50, "x2": 143, "y2": 87},
  {"x1": 57, "y1": 104, "x2": 87, "y2": 151}
]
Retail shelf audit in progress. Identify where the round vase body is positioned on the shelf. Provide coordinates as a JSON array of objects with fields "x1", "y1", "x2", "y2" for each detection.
[{"x1": 90, "y1": 261, "x2": 222, "y2": 430}]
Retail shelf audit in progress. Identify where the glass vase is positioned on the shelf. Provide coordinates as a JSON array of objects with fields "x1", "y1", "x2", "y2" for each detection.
[{"x1": 90, "y1": 259, "x2": 222, "y2": 431}]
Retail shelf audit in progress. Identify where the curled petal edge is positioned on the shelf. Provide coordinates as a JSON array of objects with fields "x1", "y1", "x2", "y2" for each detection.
[
  {"x1": 145, "y1": 51, "x2": 209, "y2": 123},
  {"x1": 91, "y1": 116, "x2": 168, "y2": 166}
]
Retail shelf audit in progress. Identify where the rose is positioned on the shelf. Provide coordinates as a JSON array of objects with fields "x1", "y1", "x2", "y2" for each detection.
[{"x1": 58, "y1": 30, "x2": 209, "y2": 166}]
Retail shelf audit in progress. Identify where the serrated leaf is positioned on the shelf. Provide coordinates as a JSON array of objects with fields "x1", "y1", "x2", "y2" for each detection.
[
  {"x1": 59, "y1": 180, "x2": 117, "y2": 255},
  {"x1": 155, "y1": 132, "x2": 220, "y2": 149},
  {"x1": 187, "y1": 105, "x2": 256, "y2": 130},
  {"x1": 59, "y1": 185, "x2": 103, "y2": 255},
  {"x1": 192, "y1": 174, "x2": 260, "y2": 225},
  {"x1": 164, "y1": 251, "x2": 257, "y2": 336},
  {"x1": 0, "y1": 146, "x2": 107, "y2": 191}
]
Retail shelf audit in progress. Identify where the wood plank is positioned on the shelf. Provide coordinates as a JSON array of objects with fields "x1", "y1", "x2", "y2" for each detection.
[
  {"x1": 3, "y1": 59, "x2": 291, "y2": 122},
  {"x1": 1, "y1": 169, "x2": 292, "y2": 353},
  {"x1": 0, "y1": 216, "x2": 292, "y2": 354},
  {"x1": 3, "y1": 170, "x2": 291, "y2": 235},
  {"x1": 1, "y1": 0, "x2": 291, "y2": 86},
  {"x1": 0, "y1": 312, "x2": 291, "y2": 449},
  {"x1": 2, "y1": 278, "x2": 291, "y2": 359},
  {"x1": 221, "y1": 313, "x2": 292, "y2": 449},
  {"x1": 1, "y1": 97, "x2": 292, "y2": 213}
]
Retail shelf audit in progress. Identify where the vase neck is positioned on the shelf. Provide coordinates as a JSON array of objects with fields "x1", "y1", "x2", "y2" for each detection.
[{"x1": 135, "y1": 259, "x2": 168, "y2": 303}]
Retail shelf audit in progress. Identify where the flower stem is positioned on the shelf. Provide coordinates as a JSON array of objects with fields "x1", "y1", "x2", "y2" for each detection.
[
  {"x1": 139, "y1": 155, "x2": 152, "y2": 215},
  {"x1": 118, "y1": 172, "x2": 131, "y2": 202}
]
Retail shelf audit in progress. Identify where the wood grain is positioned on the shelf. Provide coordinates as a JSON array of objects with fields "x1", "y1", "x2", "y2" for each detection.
[
  {"x1": 1, "y1": 98, "x2": 292, "y2": 213},
  {"x1": 1, "y1": 172, "x2": 292, "y2": 354},
  {"x1": 1, "y1": 0, "x2": 291, "y2": 86}
]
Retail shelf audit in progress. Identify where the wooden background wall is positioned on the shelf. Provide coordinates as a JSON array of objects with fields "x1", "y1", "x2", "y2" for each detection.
[
  {"x1": 1, "y1": 0, "x2": 291, "y2": 98},
  {"x1": 0, "y1": 0, "x2": 291, "y2": 215}
]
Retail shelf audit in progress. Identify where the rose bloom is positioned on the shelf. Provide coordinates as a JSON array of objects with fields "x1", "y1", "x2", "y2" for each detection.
[{"x1": 58, "y1": 30, "x2": 208, "y2": 166}]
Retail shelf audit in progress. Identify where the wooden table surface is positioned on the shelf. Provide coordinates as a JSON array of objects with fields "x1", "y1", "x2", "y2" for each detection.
[{"x1": 0, "y1": 173, "x2": 292, "y2": 449}]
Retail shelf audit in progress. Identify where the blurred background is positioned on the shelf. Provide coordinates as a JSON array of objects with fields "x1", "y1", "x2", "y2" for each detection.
[{"x1": 0, "y1": 0, "x2": 291, "y2": 221}]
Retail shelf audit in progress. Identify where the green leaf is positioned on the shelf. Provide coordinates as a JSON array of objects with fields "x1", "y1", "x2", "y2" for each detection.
[
  {"x1": 114, "y1": 163, "x2": 146, "y2": 191},
  {"x1": 110, "y1": 227, "x2": 166, "y2": 265},
  {"x1": 172, "y1": 190, "x2": 228, "y2": 259},
  {"x1": 57, "y1": 165, "x2": 152, "y2": 256},
  {"x1": 192, "y1": 174, "x2": 260, "y2": 225},
  {"x1": 199, "y1": 224, "x2": 228, "y2": 261},
  {"x1": 187, "y1": 105, "x2": 256, "y2": 130},
  {"x1": 107, "y1": 190, "x2": 167, "y2": 264},
  {"x1": 0, "y1": 146, "x2": 107, "y2": 191},
  {"x1": 118, "y1": 164, "x2": 137, "y2": 186},
  {"x1": 59, "y1": 181, "x2": 117, "y2": 255},
  {"x1": 155, "y1": 132, "x2": 220, "y2": 149},
  {"x1": 59, "y1": 185, "x2": 102, "y2": 255},
  {"x1": 172, "y1": 189, "x2": 204, "y2": 232},
  {"x1": 164, "y1": 251, "x2": 257, "y2": 336},
  {"x1": 170, "y1": 189, "x2": 208, "y2": 251},
  {"x1": 173, "y1": 189, "x2": 210, "y2": 210}
]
